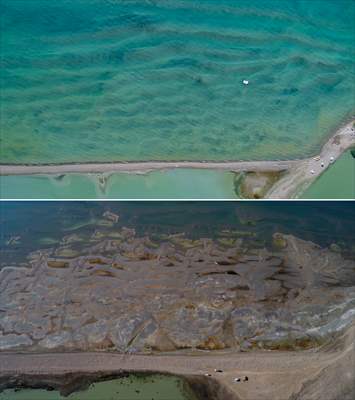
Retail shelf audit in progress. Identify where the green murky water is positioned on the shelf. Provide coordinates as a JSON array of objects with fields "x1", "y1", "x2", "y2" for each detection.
[
  {"x1": 302, "y1": 150, "x2": 355, "y2": 199},
  {"x1": 2, "y1": 148, "x2": 354, "y2": 199},
  {"x1": 0, "y1": 169, "x2": 237, "y2": 199},
  {"x1": 0, "y1": 375, "x2": 196, "y2": 400}
]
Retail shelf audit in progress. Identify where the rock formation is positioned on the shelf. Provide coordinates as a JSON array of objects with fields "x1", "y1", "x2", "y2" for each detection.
[{"x1": 0, "y1": 229, "x2": 354, "y2": 354}]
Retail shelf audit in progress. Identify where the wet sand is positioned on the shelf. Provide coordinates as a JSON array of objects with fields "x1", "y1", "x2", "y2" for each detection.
[
  {"x1": 1, "y1": 322, "x2": 354, "y2": 400},
  {"x1": 1, "y1": 120, "x2": 354, "y2": 199}
]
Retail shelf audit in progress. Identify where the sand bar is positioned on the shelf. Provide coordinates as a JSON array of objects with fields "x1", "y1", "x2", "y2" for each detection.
[
  {"x1": 1, "y1": 120, "x2": 354, "y2": 198},
  {"x1": 0, "y1": 160, "x2": 297, "y2": 175}
]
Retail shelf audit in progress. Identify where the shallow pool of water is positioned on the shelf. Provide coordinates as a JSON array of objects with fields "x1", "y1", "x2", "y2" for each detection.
[
  {"x1": 0, "y1": 169, "x2": 237, "y2": 199},
  {"x1": 301, "y1": 150, "x2": 355, "y2": 199},
  {"x1": 0, "y1": 375, "x2": 196, "y2": 400}
]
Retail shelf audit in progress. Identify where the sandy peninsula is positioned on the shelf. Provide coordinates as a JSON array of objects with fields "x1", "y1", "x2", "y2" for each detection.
[
  {"x1": 1, "y1": 120, "x2": 354, "y2": 198},
  {"x1": 266, "y1": 119, "x2": 355, "y2": 198}
]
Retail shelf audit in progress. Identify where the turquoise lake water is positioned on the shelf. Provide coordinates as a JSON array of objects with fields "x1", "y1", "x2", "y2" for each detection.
[
  {"x1": 0, "y1": 169, "x2": 238, "y2": 199},
  {"x1": 1, "y1": 150, "x2": 354, "y2": 199},
  {"x1": 1, "y1": 0, "x2": 354, "y2": 164}
]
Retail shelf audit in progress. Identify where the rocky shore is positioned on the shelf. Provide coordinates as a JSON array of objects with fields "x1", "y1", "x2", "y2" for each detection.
[
  {"x1": 1, "y1": 220, "x2": 355, "y2": 399},
  {"x1": 1, "y1": 227, "x2": 354, "y2": 354}
]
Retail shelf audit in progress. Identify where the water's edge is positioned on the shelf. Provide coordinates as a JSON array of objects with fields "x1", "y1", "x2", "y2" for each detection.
[{"x1": 0, "y1": 371, "x2": 237, "y2": 400}]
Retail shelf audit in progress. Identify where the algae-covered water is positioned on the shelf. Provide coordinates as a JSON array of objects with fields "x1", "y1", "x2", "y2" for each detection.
[
  {"x1": 0, "y1": 375, "x2": 196, "y2": 400},
  {"x1": 1, "y1": 0, "x2": 354, "y2": 164},
  {"x1": 0, "y1": 169, "x2": 238, "y2": 199},
  {"x1": 301, "y1": 150, "x2": 355, "y2": 199}
]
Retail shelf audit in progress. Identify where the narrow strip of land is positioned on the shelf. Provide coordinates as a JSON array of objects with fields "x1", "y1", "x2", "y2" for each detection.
[
  {"x1": 1, "y1": 324, "x2": 354, "y2": 400},
  {"x1": 267, "y1": 120, "x2": 355, "y2": 198},
  {"x1": 1, "y1": 120, "x2": 354, "y2": 198},
  {"x1": 0, "y1": 160, "x2": 298, "y2": 175}
]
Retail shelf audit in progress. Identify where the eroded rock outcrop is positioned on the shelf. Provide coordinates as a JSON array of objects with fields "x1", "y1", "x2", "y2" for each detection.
[{"x1": 0, "y1": 230, "x2": 354, "y2": 354}]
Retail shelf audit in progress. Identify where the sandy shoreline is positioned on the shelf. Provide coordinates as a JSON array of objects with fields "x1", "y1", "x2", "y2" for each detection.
[
  {"x1": 1, "y1": 120, "x2": 354, "y2": 198},
  {"x1": 0, "y1": 160, "x2": 297, "y2": 175},
  {"x1": 1, "y1": 322, "x2": 354, "y2": 400}
]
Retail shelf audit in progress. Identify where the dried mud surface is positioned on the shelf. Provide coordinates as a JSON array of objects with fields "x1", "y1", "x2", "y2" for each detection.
[
  {"x1": 1, "y1": 217, "x2": 355, "y2": 399},
  {"x1": 1, "y1": 225, "x2": 354, "y2": 354}
]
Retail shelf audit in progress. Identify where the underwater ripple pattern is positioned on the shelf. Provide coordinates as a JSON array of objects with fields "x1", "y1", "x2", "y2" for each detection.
[{"x1": 1, "y1": 0, "x2": 354, "y2": 163}]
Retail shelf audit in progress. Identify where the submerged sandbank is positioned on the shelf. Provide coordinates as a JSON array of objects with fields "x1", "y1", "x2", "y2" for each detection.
[{"x1": 2, "y1": 1, "x2": 354, "y2": 165}]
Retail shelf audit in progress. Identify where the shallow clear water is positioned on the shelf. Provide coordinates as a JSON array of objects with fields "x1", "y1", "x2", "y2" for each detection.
[
  {"x1": 1, "y1": 0, "x2": 354, "y2": 163},
  {"x1": 0, "y1": 169, "x2": 237, "y2": 199},
  {"x1": 301, "y1": 150, "x2": 355, "y2": 199},
  {"x1": 1, "y1": 201, "x2": 354, "y2": 267},
  {"x1": 0, "y1": 375, "x2": 195, "y2": 400}
]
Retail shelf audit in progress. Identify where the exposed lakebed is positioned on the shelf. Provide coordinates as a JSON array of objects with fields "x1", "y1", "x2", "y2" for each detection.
[{"x1": 1, "y1": 202, "x2": 354, "y2": 354}]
